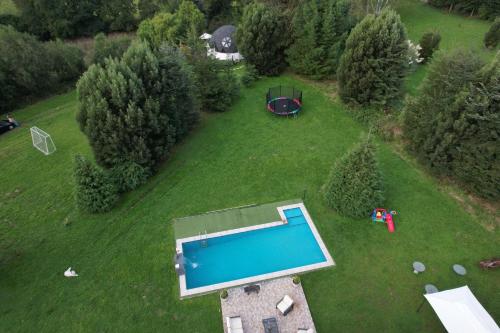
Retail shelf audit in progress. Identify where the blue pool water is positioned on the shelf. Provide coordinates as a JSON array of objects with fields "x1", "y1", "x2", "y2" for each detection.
[{"x1": 182, "y1": 207, "x2": 327, "y2": 289}]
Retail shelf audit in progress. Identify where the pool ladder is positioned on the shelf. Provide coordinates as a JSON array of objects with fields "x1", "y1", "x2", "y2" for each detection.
[{"x1": 199, "y1": 230, "x2": 208, "y2": 248}]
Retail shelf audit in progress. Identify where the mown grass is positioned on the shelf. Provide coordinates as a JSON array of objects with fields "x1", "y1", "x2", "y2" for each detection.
[{"x1": 1, "y1": 1, "x2": 498, "y2": 332}]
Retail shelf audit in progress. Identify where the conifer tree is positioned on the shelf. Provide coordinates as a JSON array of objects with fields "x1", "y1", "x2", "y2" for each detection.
[
  {"x1": 419, "y1": 31, "x2": 441, "y2": 63},
  {"x1": 324, "y1": 136, "x2": 384, "y2": 217},
  {"x1": 236, "y1": 2, "x2": 288, "y2": 75},
  {"x1": 287, "y1": 0, "x2": 355, "y2": 79},
  {"x1": 74, "y1": 155, "x2": 118, "y2": 213},
  {"x1": 337, "y1": 9, "x2": 408, "y2": 107},
  {"x1": 77, "y1": 41, "x2": 199, "y2": 170},
  {"x1": 403, "y1": 50, "x2": 499, "y2": 199},
  {"x1": 484, "y1": 18, "x2": 500, "y2": 49}
]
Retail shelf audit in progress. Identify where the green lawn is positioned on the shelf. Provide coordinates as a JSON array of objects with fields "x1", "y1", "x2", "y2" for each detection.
[{"x1": 1, "y1": 1, "x2": 499, "y2": 332}]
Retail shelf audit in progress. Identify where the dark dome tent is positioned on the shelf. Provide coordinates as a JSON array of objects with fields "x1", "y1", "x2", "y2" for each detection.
[{"x1": 203, "y1": 25, "x2": 243, "y2": 61}]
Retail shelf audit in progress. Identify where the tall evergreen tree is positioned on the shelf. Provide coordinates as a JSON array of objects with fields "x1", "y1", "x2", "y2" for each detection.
[
  {"x1": 77, "y1": 41, "x2": 199, "y2": 170},
  {"x1": 287, "y1": 0, "x2": 355, "y2": 79},
  {"x1": 403, "y1": 50, "x2": 499, "y2": 199},
  {"x1": 337, "y1": 9, "x2": 408, "y2": 107},
  {"x1": 324, "y1": 136, "x2": 384, "y2": 218},
  {"x1": 236, "y1": 2, "x2": 288, "y2": 75}
]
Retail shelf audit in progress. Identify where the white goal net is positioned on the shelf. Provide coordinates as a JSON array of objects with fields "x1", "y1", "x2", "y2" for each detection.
[{"x1": 30, "y1": 126, "x2": 56, "y2": 155}]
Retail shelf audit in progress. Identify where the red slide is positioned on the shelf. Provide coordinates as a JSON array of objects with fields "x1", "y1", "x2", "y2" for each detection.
[{"x1": 386, "y1": 214, "x2": 395, "y2": 233}]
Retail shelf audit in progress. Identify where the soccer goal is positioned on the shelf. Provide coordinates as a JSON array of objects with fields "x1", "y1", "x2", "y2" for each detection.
[{"x1": 30, "y1": 126, "x2": 56, "y2": 155}]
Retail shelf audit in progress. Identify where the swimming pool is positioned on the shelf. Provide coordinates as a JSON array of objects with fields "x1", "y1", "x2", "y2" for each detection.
[{"x1": 176, "y1": 203, "x2": 334, "y2": 297}]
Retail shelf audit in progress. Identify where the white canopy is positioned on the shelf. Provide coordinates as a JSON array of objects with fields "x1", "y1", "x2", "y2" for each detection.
[
  {"x1": 424, "y1": 286, "x2": 500, "y2": 333},
  {"x1": 199, "y1": 33, "x2": 212, "y2": 40}
]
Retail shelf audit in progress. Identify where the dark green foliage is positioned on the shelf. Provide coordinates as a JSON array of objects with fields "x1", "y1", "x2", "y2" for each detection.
[
  {"x1": 419, "y1": 31, "x2": 441, "y2": 63},
  {"x1": 14, "y1": 0, "x2": 137, "y2": 39},
  {"x1": 0, "y1": 25, "x2": 84, "y2": 113},
  {"x1": 241, "y1": 64, "x2": 259, "y2": 86},
  {"x1": 286, "y1": 0, "x2": 356, "y2": 79},
  {"x1": 137, "y1": 1, "x2": 205, "y2": 48},
  {"x1": 337, "y1": 10, "x2": 408, "y2": 107},
  {"x1": 109, "y1": 162, "x2": 150, "y2": 192},
  {"x1": 77, "y1": 41, "x2": 199, "y2": 170},
  {"x1": 428, "y1": 0, "x2": 500, "y2": 21},
  {"x1": 323, "y1": 137, "x2": 384, "y2": 218},
  {"x1": 236, "y1": 2, "x2": 289, "y2": 75},
  {"x1": 484, "y1": 18, "x2": 500, "y2": 49},
  {"x1": 74, "y1": 155, "x2": 118, "y2": 213},
  {"x1": 404, "y1": 50, "x2": 499, "y2": 199},
  {"x1": 92, "y1": 33, "x2": 133, "y2": 65}
]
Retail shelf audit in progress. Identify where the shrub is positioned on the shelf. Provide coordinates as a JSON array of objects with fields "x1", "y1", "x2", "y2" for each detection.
[
  {"x1": 137, "y1": 1, "x2": 205, "y2": 48},
  {"x1": 292, "y1": 276, "x2": 301, "y2": 285},
  {"x1": 286, "y1": 0, "x2": 356, "y2": 79},
  {"x1": 109, "y1": 162, "x2": 150, "y2": 193},
  {"x1": 240, "y1": 64, "x2": 259, "y2": 87},
  {"x1": 403, "y1": 50, "x2": 499, "y2": 199},
  {"x1": 77, "y1": 41, "x2": 199, "y2": 170},
  {"x1": 74, "y1": 155, "x2": 118, "y2": 213},
  {"x1": 337, "y1": 10, "x2": 408, "y2": 107},
  {"x1": 323, "y1": 137, "x2": 384, "y2": 218},
  {"x1": 220, "y1": 289, "x2": 228, "y2": 299},
  {"x1": 236, "y1": 2, "x2": 289, "y2": 75},
  {"x1": 0, "y1": 25, "x2": 84, "y2": 113},
  {"x1": 484, "y1": 18, "x2": 500, "y2": 49},
  {"x1": 419, "y1": 31, "x2": 441, "y2": 63},
  {"x1": 92, "y1": 33, "x2": 133, "y2": 65}
]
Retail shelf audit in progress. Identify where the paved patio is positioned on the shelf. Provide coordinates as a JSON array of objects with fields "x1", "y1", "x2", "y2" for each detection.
[{"x1": 220, "y1": 277, "x2": 316, "y2": 333}]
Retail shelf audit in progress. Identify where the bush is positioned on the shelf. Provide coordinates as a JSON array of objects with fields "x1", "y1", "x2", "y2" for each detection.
[
  {"x1": 484, "y1": 18, "x2": 500, "y2": 49},
  {"x1": 109, "y1": 162, "x2": 150, "y2": 193},
  {"x1": 137, "y1": 1, "x2": 205, "y2": 48},
  {"x1": 419, "y1": 31, "x2": 441, "y2": 63},
  {"x1": 0, "y1": 25, "x2": 84, "y2": 113},
  {"x1": 236, "y1": 2, "x2": 289, "y2": 75},
  {"x1": 404, "y1": 50, "x2": 499, "y2": 199},
  {"x1": 74, "y1": 155, "x2": 118, "y2": 213},
  {"x1": 92, "y1": 33, "x2": 133, "y2": 65},
  {"x1": 292, "y1": 276, "x2": 301, "y2": 285},
  {"x1": 286, "y1": 0, "x2": 356, "y2": 79},
  {"x1": 428, "y1": 1, "x2": 499, "y2": 20},
  {"x1": 240, "y1": 64, "x2": 259, "y2": 87},
  {"x1": 323, "y1": 137, "x2": 384, "y2": 218},
  {"x1": 220, "y1": 289, "x2": 228, "y2": 299},
  {"x1": 337, "y1": 10, "x2": 408, "y2": 107},
  {"x1": 77, "y1": 42, "x2": 199, "y2": 170}
]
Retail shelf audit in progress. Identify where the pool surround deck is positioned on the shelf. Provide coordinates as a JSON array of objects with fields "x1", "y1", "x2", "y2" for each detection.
[{"x1": 176, "y1": 202, "x2": 335, "y2": 298}]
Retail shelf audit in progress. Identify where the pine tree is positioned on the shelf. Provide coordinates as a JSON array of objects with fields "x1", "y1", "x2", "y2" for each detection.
[
  {"x1": 77, "y1": 41, "x2": 199, "y2": 170},
  {"x1": 74, "y1": 155, "x2": 118, "y2": 213},
  {"x1": 236, "y1": 2, "x2": 289, "y2": 75},
  {"x1": 419, "y1": 31, "x2": 441, "y2": 63},
  {"x1": 337, "y1": 9, "x2": 408, "y2": 107},
  {"x1": 323, "y1": 137, "x2": 384, "y2": 218},
  {"x1": 287, "y1": 0, "x2": 355, "y2": 79},
  {"x1": 403, "y1": 50, "x2": 499, "y2": 199},
  {"x1": 484, "y1": 18, "x2": 500, "y2": 49}
]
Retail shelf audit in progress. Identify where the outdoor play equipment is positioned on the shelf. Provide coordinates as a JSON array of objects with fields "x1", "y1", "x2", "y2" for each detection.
[
  {"x1": 372, "y1": 208, "x2": 395, "y2": 233},
  {"x1": 266, "y1": 86, "x2": 302, "y2": 116}
]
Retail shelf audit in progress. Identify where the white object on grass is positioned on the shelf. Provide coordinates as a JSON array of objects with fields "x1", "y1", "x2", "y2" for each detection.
[
  {"x1": 64, "y1": 267, "x2": 78, "y2": 277},
  {"x1": 30, "y1": 126, "x2": 56, "y2": 155},
  {"x1": 425, "y1": 286, "x2": 500, "y2": 333}
]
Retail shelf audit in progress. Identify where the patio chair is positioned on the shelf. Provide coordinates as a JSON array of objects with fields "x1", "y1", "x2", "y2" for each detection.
[
  {"x1": 226, "y1": 316, "x2": 244, "y2": 333},
  {"x1": 262, "y1": 317, "x2": 279, "y2": 333},
  {"x1": 243, "y1": 284, "x2": 260, "y2": 295},
  {"x1": 276, "y1": 295, "x2": 294, "y2": 316}
]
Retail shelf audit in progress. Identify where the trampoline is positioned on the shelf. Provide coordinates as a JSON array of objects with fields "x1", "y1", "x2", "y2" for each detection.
[{"x1": 266, "y1": 86, "x2": 302, "y2": 116}]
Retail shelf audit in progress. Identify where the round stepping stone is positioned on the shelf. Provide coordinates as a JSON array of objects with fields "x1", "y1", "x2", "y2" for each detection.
[
  {"x1": 453, "y1": 264, "x2": 467, "y2": 276},
  {"x1": 413, "y1": 261, "x2": 426, "y2": 274},
  {"x1": 425, "y1": 284, "x2": 438, "y2": 294}
]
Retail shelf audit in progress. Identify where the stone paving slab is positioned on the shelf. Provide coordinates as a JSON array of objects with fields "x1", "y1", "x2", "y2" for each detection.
[{"x1": 221, "y1": 277, "x2": 316, "y2": 333}]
